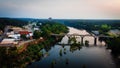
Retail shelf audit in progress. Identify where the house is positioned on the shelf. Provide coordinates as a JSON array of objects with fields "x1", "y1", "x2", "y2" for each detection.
[
  {"x1": 19, "y1": 30, "x2": 33, "y2": 39},
  {"x1": 8, "y1": 34, "x2": 21, "y2": 40},
  {"x1": 33, "y1": 26, "x2": 40, "y2": 31},
  {"x1": 6, "y1": 29, "x2": 21, "y2": 40},
  {"x1": 6, "y1": 31, "x2": 14, "y2": 35},
  {"x1": 19, "y1": 31, "x2": 30, "y2": 35},
  {"x1": 0, "y1": 38, "x2": 18, "y2": 47},
  {"x1": 11, "y1": 27, "x2": 22, "y2": 33},
  {"x1": 26, "y1": 32, "x2": 33, "y2": 39}
]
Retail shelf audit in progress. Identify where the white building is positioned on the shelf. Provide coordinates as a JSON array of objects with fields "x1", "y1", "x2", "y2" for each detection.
[
  {"x1": 0, "y1": 38, "x2": 18, "y2": 45},
  {"x1": 8, "y1": 34, "x2": 21, "y2": 40},
  {"x1": 6, "y1": 31, "x2": 14, "y2": 35},
  {"x1": 26, "y1": 32, "x2": 33, "y2": 38},
  {"x1": 33, "y1": 27, "x2": 39, "y2": 31}
]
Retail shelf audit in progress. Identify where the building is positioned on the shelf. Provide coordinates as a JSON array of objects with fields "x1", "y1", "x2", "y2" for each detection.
[
  {"x1": 0, "y1": 38, "x2": 18, "y2": 47},
  {"x1": 19, "y1": 31, "x2": 33, "y2": 39},
  {"x1": 11, "y1": 27, "x2": 22, "y2": 33},
  {"x1": 6, "y1": 31, "x2": 14, "y2": 35},
  {"x1": 33, "y1": 26, "x2": 40, "y2": 31},
  {"x1": 19, "y1": 31, "x2": 30, "y2": 35},
  {"x1": 8, "y1": 34, "x2": 21, "y2": 40}
]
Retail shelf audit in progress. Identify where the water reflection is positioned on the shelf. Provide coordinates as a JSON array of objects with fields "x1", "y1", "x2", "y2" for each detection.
[
  {"x1": 28, "y1": 27, "x2": 115, "y2": 68},
  {"x1": 60, "y1": 27, "x2": 106, "y2": 46},
  {"x1": 70, "y1": 44, "x2": 82, "y2": 53}
]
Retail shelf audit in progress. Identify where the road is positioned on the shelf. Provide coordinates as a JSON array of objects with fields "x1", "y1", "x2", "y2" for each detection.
[{"x1": 0, "y1": 26, "x2": 10, "y2": 42}]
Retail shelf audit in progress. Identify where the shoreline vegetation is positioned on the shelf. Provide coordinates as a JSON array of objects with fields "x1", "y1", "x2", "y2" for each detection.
[
  {"x1": 65, "y1": 20, "x2": 120, "y2": 55},
  {"x1": 0, "y1": 20, "x2": 68, "y2": 68},
  {"x1": 0, "y1": 18, "x2": 120, "y2": 68}
]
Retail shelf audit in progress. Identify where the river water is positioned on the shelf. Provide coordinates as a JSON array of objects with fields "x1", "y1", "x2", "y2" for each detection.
[{"x1": 28, "y1": 27, "x2": 116, "y2": 68}]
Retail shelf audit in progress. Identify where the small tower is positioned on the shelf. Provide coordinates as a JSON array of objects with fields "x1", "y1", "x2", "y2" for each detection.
[{"x1": 48, "y1": 17, "x2": 52, "y2": 21}]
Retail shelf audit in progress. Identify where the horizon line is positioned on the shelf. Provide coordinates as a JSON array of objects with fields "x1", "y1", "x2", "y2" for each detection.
[{"x1": 0, "y1": 17, "x2": 120, "y2": 20}]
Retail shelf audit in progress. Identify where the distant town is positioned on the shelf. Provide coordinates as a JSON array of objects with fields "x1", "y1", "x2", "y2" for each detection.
[{"x1": 0, "y1": 22, "x2": 41, "y2": 46}]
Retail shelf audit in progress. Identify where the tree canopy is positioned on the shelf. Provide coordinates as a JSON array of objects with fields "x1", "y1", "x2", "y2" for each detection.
[
  {"x1": 0, "y1": 18, "x2": 28, "y2": 31},
  {"x1": 40, "y1": 22, "x2": 68, "y2": 38}
]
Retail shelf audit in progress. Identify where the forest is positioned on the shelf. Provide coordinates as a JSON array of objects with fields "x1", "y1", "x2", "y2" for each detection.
[
  {"x1": 0, "y1": 18, "x2": 28, "y2": 31},
  {"x1": 64, "y1": 20, "x2": 120, "y2": 31}
]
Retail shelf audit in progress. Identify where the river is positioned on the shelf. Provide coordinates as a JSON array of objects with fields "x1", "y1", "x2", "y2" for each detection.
[{"x1": 28, "y1": 27, "x2": 116, "y2": 68}]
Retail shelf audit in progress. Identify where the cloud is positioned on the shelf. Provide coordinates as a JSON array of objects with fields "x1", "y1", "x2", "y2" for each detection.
[
  {"x1": 0, "y1": 0, "x2": 120, "y2": 19},
  {"x1": 100, "y1": 0, "x2": 120, "y2": 18}
]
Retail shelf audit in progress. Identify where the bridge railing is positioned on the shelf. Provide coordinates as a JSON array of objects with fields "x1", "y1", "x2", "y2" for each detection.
[{"x1": 51, "y1": 33, "x2": 112, "y2": 38}]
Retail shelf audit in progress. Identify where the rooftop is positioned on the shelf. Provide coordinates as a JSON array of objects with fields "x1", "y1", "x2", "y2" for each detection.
[{"x1": 0, "y1": 38, "x2": 18, "y2": 45}]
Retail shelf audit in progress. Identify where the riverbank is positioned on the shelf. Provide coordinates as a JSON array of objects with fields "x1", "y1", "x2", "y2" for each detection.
[
  {"x1": 17, "y1": 38, "x2": 44, "y2": 54},
  {"x1": 19, "y1": 36, "x2": 63, "y2": 67},
  {"x1": 0, "y1": 22, "x2": 69, "y2": 68},
  {"x1": 28, "y1": 27, "x2": 116, "y2": 68}
]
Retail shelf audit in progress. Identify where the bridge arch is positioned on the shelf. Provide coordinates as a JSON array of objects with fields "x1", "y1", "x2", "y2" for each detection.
[
  {"x1": 82, "y1": 36, "x2": 96, "y2": 45},
  {"x1": 51, "y1": 33, "x2": 112, "y2": 45}
]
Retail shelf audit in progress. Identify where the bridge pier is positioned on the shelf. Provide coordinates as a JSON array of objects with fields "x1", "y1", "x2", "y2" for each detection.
[
  {"x1": 81, "y1": 36, "x2": 84, "y2": 45},
  {"x1": 66, "y1": 35, "x2": 71, "y2": 39},
  {"x1": 68, "y1": 36, "x2": 71, "y2": 40},
  {"x1": 51, "y1": 33, "x2": 111, "y2": 46},
  {"x1": 94, "y1": 37, "x2": 97, "y2": 45}
]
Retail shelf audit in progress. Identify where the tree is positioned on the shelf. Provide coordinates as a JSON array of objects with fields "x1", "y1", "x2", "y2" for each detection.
[
  {"x1": 101, "y1": 24, "x2": 111, "y2": 32},
  {"x1": 106, "y1": 36, "x2": 120, "y2": 56},
  {"x1": 21, "y1": 34, "x2": 27, "y2": 40},
  {"x1": 33, "y1": 30, "x2": 41, "y2": 39}
]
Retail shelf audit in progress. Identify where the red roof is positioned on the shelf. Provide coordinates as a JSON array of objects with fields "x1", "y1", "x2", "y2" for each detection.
[{"x1": 19, "y1": 31, "x2": 31, "y2": 35}]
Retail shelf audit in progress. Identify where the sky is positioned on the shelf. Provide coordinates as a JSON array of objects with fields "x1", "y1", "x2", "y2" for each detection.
[{"x1": 0, "y1": 0, "x2": 120, "y2": 19}]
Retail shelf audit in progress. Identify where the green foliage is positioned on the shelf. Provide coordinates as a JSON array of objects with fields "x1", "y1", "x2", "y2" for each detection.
[
  {"x1": 69, "y1": 37, "x2": 77, "y2": 44},
  {"x1": 41, "y1": 22, "x2": 68, "y2": 37},
  {"x1": 33, "y1": 30, "x2": 41, "y2": 39},
  {"x1": 100, "y1": 24, "x2": 111, "y2": 32},
  {"x1": 0, "y1": 18, "x2": 28, "y2": 31},
  {"x1": 0, "y1": 47, "x2": 6, "y2": 56},
  {"x1": 106, "y1": 36, "x2": 120, "y2": 55},
  {"x1": 25, "y1": 57, "x2": 32, "y2": 62},
  {"x1": 65, "y1": 20, "x2": 120, "y2": 31},
  {"x1": 21, "y1": 34, "x2": 27, "y2": 40},
  {"x1": 0, "y1": 21, "x2": 68, "y2": 67},
  {"x1": 38, "y1": 52, "x2": 43, "y2": 57}
]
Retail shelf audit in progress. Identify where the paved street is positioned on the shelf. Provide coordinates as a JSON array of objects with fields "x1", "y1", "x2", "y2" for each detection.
[{"x1": 0, "y1": 26, "x2": 10, "y2": 42}]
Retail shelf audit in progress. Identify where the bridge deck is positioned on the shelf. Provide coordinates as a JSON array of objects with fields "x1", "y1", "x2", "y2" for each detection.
[
  {"x1": 56, "y1": 43, "x2": 105, "y2": 47},
  {"x1": 51, "y1": 33, "x2": 112, "y2": 38}
]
